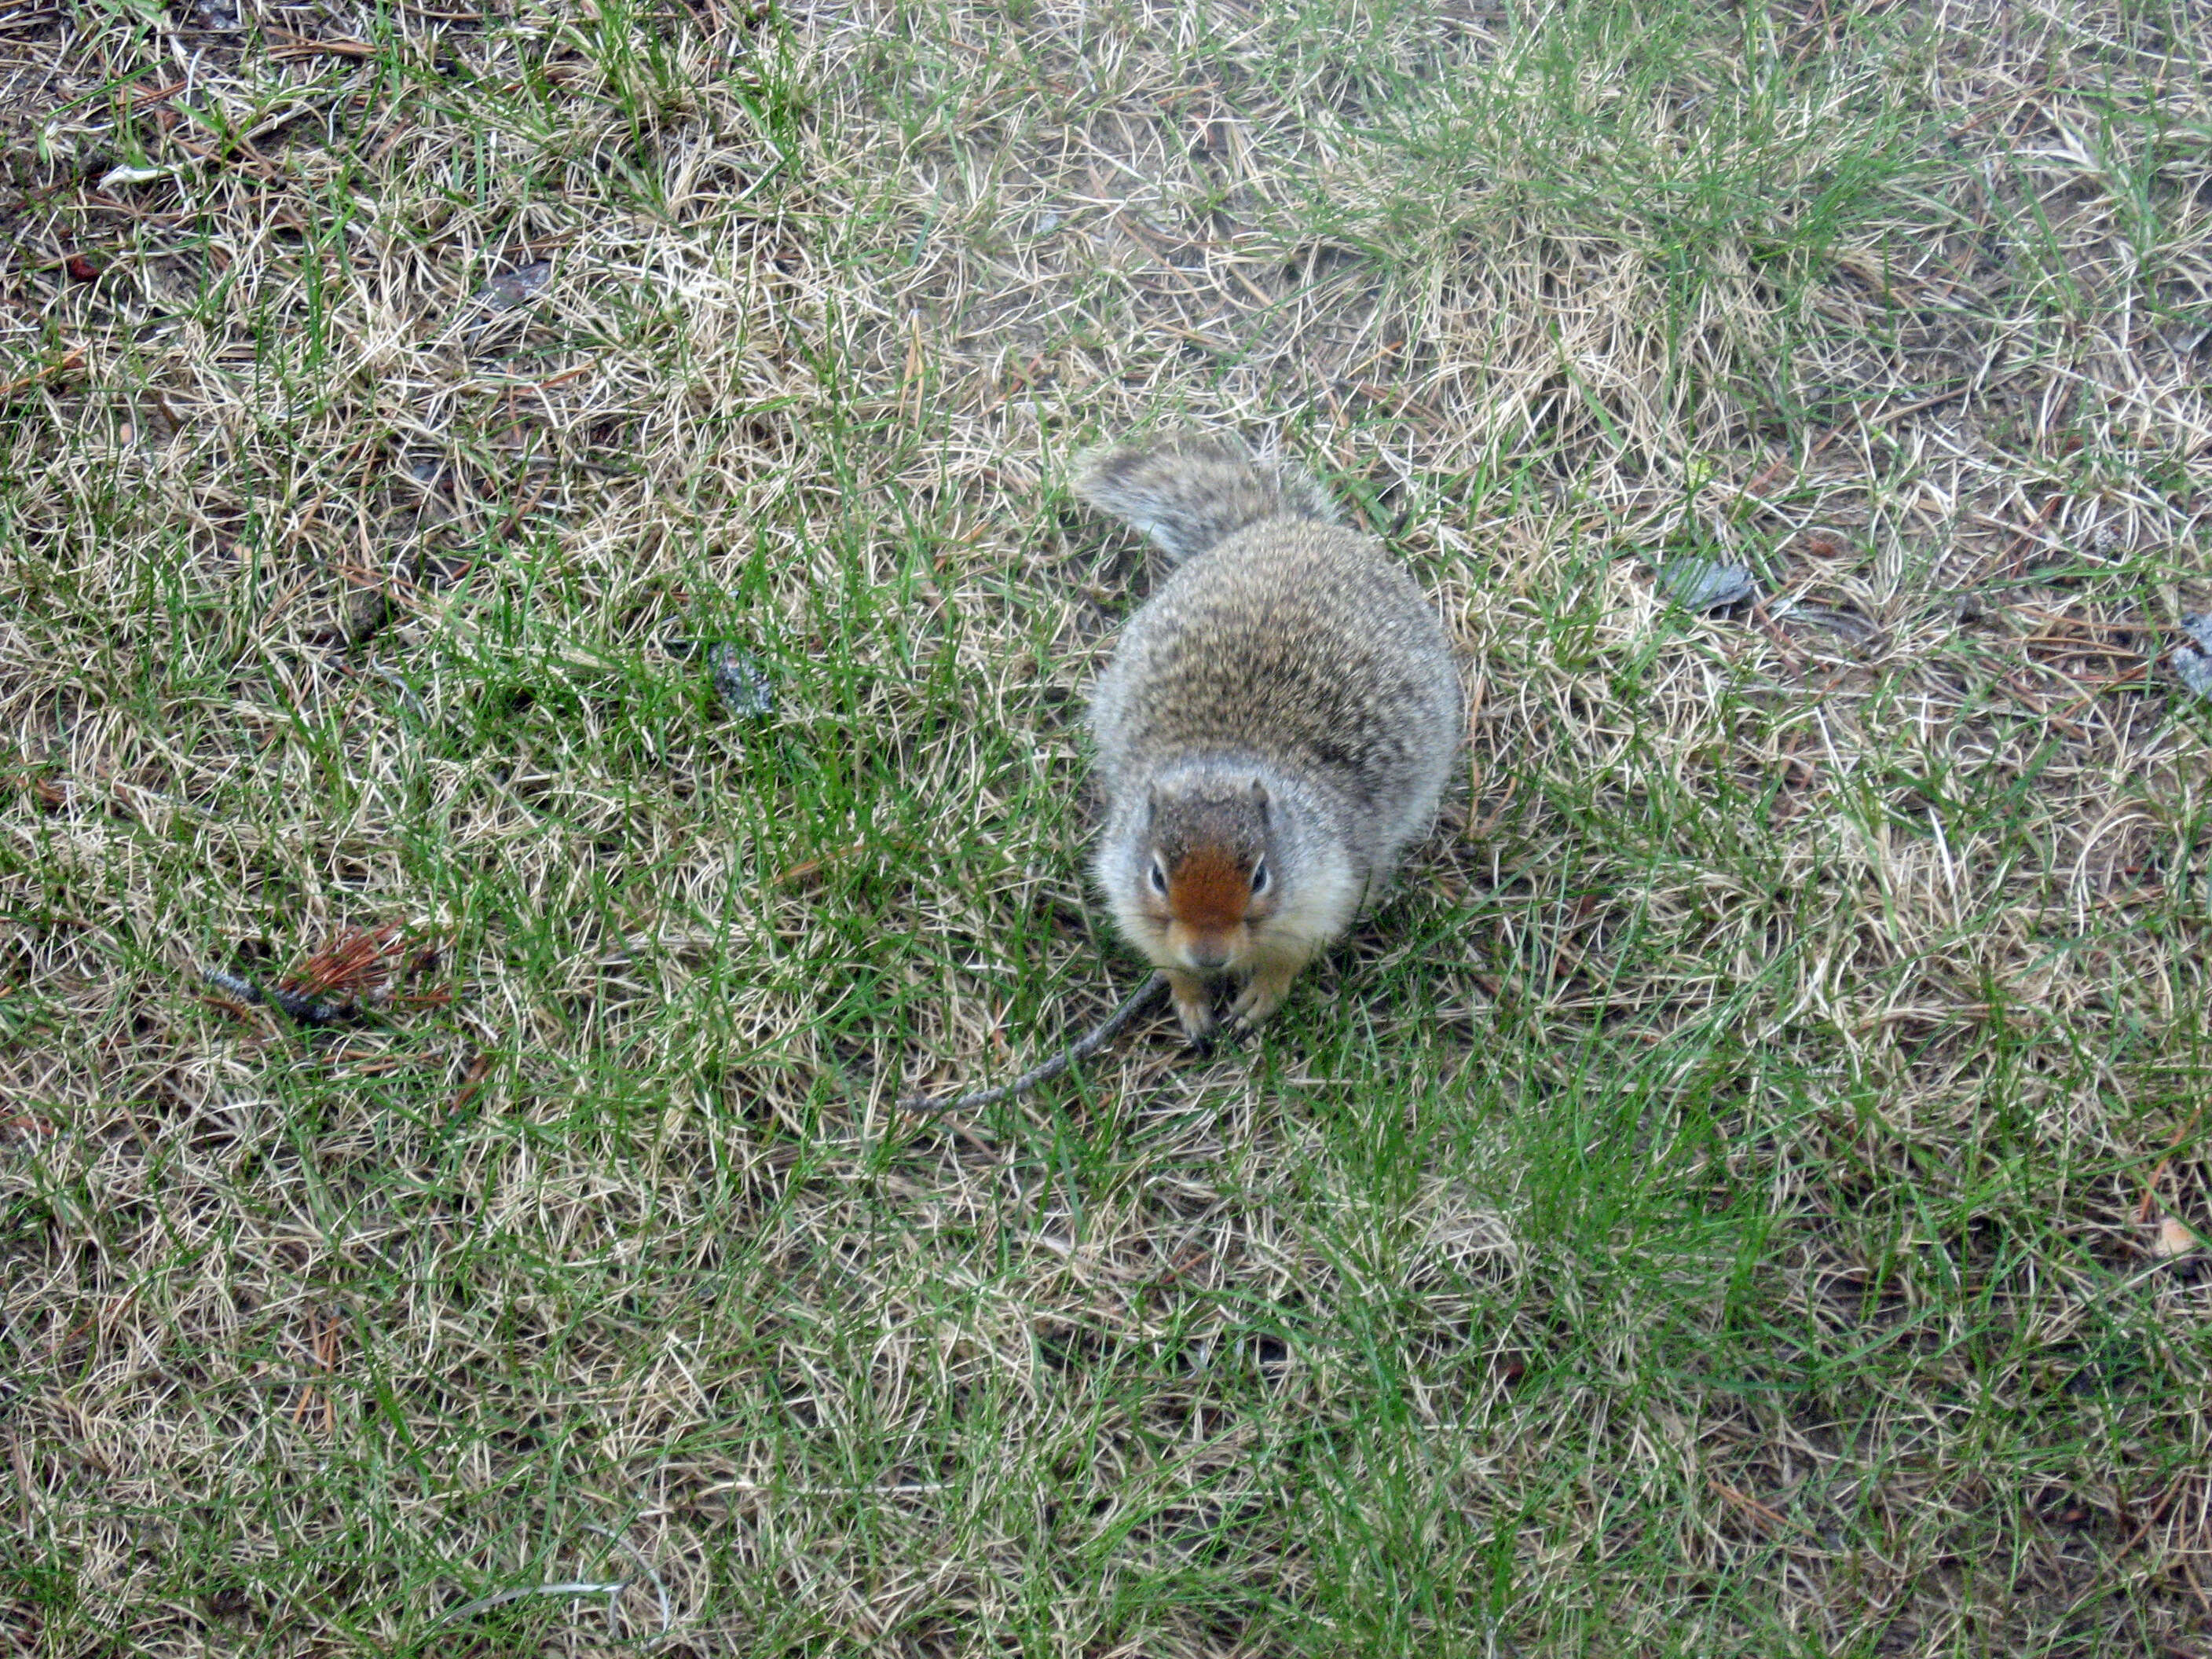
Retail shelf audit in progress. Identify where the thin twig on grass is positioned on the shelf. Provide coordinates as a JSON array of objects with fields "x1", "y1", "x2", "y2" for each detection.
[
  {"x1": 0, "y1": 351, "x2": 82, "y2": 400},
  {"x1": 901, "y1": 972, "x2": 1169, "y2": 1115}
]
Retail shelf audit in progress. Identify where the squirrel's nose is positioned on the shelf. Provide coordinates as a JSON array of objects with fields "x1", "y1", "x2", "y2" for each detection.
[{"x1": 1182, "y1": 935, "x2": 1232, "y2": 971}]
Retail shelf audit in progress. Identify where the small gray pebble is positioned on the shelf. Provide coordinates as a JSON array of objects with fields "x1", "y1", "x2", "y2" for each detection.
[
  {"x1": 711, "y1": 645, "x2": 776, "y2": 716},
  {"x1": 2174, "y1": 645, "x2": 2212, "y2": 699},
  {"x1": 1658, "y1": 558, "x2": 1758, "y2": 611}
]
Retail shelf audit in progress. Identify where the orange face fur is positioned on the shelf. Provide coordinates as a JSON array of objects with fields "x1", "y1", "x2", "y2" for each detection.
[
  {"x1": 1159, "y1": 845, "x2": 1271, "y2": 969},
  {"x1": 1169, "y1": 845, "x2": 1248, "y2": 926}
]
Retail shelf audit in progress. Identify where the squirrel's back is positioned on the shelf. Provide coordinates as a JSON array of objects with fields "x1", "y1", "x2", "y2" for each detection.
[{"x1": 1077, "y1": 433, "x2": 1461, "y2": 846}]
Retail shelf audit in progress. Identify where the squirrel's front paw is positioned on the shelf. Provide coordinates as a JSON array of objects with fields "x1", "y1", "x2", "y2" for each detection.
[
  {"x1": 1165, "y1": 971, "x2": 1216, "y2": 1046},
  {"x1": 1227, "y1": 974, "x2": 1292, "y2": 1035}
]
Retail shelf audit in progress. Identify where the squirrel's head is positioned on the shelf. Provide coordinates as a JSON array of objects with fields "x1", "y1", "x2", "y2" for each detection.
[{"x1": 1133, "y1": 777, "x2": 1277, "y2": 974}]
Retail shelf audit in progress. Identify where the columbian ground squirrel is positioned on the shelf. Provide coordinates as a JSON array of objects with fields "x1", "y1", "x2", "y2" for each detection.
[{"x1": 1077, "y1": 432, "x2": 1463, "y2": 1042}]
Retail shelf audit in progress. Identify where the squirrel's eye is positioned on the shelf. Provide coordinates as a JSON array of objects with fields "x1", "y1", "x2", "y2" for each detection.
[
  {"x1": 1149, "y1": 859, "x2": 1168, "y2": 895},
  {"x1": 1251, "y1": 859, "x2": 1269, "y2": 895}
]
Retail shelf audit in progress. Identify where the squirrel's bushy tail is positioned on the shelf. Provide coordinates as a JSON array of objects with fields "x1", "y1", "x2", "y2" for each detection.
[{"x1": 1073, "y1": 432, "x2": 1338, "y2": 564}]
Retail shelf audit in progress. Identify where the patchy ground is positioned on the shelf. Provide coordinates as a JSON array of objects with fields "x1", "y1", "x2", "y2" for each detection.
[{"x1": 4, "y1": 0, "x2": 2211, "y2": 1653}]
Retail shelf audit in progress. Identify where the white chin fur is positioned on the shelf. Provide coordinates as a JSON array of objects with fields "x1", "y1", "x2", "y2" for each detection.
[{"x1": 1174, "y1": 940, "x2": 1250, "y2": 976}]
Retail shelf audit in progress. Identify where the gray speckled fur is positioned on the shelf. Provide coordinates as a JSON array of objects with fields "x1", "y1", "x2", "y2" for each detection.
[{"x1": 1075, "y1": 431, "x2": 1463, "y2": 1032}]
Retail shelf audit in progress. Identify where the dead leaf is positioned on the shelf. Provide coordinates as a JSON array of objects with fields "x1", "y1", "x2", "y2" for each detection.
[
  {"x1": 1658, "y1": 558, "x2": 1758, "y2": 610},
  {"x1": 477, "y1": 259, "x2": 552, "y2": 311},
  {"x1": 2152, "y1": 1214, "x2": 2205, "y2": 1259}
]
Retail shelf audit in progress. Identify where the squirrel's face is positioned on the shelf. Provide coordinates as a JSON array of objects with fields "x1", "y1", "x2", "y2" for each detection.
[
  {"x1": 1147, "y1": 843, "x2": 1277, "y2": 972},
  {"x1": 1131, "y1": 781, "x2": 1278, "y2": 974}
]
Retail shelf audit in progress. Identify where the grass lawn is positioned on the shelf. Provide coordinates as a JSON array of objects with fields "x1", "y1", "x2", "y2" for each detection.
[{"x1": 5, "y1": 0, "x2": 2212, "y2": 1652}]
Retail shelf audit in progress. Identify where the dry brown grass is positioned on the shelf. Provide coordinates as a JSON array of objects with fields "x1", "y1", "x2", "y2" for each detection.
[{"x1": 5, "y1": 0, "x2": 2212, "y2": 1652}]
